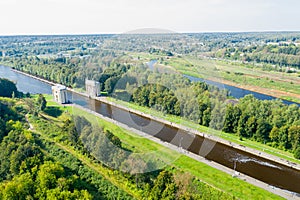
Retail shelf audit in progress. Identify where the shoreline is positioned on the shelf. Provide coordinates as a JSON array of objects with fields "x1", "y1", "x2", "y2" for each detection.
[
  {"x1": 209, "y1": 77, "x2": 300, "y2": 104},
  {"x1": 11, "y1": 68, "x2": 57, "y2": 86}
]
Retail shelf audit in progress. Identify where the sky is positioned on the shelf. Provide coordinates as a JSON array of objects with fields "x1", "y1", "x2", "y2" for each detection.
[{"x1": 0, "y1": 0, "x2": 300, "y2": 35}]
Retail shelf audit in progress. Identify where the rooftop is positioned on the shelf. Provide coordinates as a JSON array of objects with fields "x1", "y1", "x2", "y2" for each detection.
[
  {"x1": 52, "y1": 84, "x2": 67, "y2": 90},
  {"x1": 85, "y1": 80, "x2": 100, "y2": 86}
]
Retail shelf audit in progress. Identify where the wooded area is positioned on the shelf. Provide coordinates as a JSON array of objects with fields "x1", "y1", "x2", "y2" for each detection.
[{"x1": 0, "y1": 80, "x2": 234, "y2": 199}]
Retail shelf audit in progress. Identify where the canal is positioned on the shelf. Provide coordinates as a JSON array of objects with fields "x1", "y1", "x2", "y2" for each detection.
[
  {"x1": 0, "y1": 65, "x2": 52, "y2": 94},
  {"x1": 1, "y1": 65, "x2": 300, "y2": 194}
]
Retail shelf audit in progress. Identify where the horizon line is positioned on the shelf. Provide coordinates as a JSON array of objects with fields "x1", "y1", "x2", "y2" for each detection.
[{"x1": 1, "y1": 30, "x2": 300, "y2": 37}]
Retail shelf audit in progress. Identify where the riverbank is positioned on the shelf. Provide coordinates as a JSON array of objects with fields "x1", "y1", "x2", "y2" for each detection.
[
  {"x1": 151, "y1": 58, "x2": 300, "y2": 104},
  {"x1": 208, "y1": 76, "x2": 300, "y2": 104}
]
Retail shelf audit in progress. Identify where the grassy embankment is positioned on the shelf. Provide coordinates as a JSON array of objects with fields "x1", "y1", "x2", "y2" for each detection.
[
  {"x1": 30, "y1": 95, "x2": 141, "y2": 199},
  {"x1": 41, "y1": 94, "x2": 283, "y2": 200}
]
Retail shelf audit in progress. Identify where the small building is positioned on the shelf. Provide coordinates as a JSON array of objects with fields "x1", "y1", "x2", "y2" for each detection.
[
  {"x1": 85, "y1": 79, "x2": 100, "y2": 97},
  {"x1": 52, "y1": 84, "x2": 68, "y2": 104}
]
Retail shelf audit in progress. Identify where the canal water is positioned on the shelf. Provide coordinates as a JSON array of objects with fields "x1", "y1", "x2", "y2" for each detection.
[
  {"x1": 0, "y1": 65, "x2": 52, "y2": 94},
  {"x1": 1, "y1": 65, "x2": 300, "y2": 194},
  {"x1": 71, "y1": 93, "x2": 300, "y2": 194}
]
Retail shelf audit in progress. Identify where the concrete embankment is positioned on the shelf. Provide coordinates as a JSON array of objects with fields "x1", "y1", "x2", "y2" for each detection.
[
  {"x1": 11, "y1": 69, "x2": 57, "y2": 86},
  {"x1": 95, "y1": 96, "x2": 300, "y2": 172}
]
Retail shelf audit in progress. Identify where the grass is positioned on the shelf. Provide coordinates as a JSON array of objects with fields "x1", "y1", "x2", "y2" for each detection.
[
  {"x1": 71, "y1": 106, "x2": 180, "y2": 166},
  {"x1": 29, "y1": 112, "x2": 141, "y2": 198},
  {"x1": 72, "y1": 108, "x2": 283, "y2": 199},
  {"x1": 174, "y1": 156, "x2": 280, "y2": 199},
  {"x1": 31, "y1": 128, "x2": 141, "y2": 199},
  {"x1": 41, "y1": 97, "x2": 284, "y2": 200}
]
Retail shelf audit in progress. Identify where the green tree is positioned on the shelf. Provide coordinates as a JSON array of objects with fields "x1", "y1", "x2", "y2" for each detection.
[
  {"x1": 202, "y1": 108, "x2": 211, "y2": 127},
  {"x1": 37, "y1": 94, "x2": 47, "y2": 111},
  {"x1": 288, "y1": 125, "x2": 300, "y2": 151},
  {"x1": 294, "y1": 147, "x2": 300, "y2": 159},
  {"x1": 35, "y1": 161, "x2": 64, "y2": 199},
  {"x1": 255, "y1": 119, "x2": 272, "y2": 142},
  {"x1": 149, "y1": 170, "x2": 177, "y2": 200},
  {"x1": 0, "y1": 173, "x2": 34, "y2": 200},
  {"x1": 0, "y1": 78, "x2": 18, "y2": 98}
]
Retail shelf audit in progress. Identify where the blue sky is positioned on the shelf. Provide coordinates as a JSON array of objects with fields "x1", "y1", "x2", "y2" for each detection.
[{"x1": 0, "y1": 0, "x2": 299, "y2": 35}]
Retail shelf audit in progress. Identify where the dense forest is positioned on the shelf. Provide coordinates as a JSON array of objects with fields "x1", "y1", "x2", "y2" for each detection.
[
  {"x1": 222, "y1": 95, "x2": 300, "y2": 158},
  {"x1": 0, "y1": 81, "x2": 133, "y2": 199}
]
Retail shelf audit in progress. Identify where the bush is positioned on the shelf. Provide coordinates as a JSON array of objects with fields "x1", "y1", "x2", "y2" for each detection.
[{"x1": 294, "y1": 147, "x2": 300, "y2": 159}]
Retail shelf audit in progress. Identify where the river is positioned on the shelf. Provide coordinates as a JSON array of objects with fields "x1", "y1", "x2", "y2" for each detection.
[
  {"x1": 1, "y1": 65, "x2": 300, "y2": 194},
  {"x1": 148, "y1": 60, "x2": 300, "y2": 106},
  {"x1": 185, "y1": 74, "x2": 300, "y2": 106}
]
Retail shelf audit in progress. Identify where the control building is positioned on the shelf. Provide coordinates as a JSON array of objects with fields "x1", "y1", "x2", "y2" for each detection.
[
  {"x1": 85, "y1": 80, "x2": 100, "y2": 97},
  {"x1": 52, "y1": 84, "x2": 68, "y2": 104}
]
